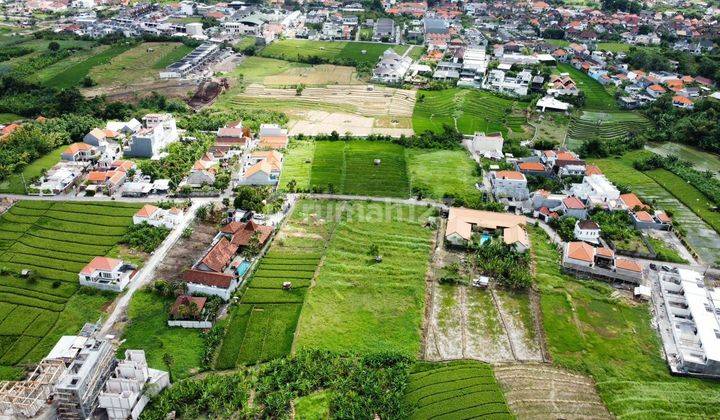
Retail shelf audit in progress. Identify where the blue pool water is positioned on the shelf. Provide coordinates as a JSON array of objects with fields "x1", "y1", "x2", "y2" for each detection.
[
  {"x1": 237, "y1": 260, "x2": 251, "y2": 276},
  {"x1": 480, "y1": 233, "x2": 491, "y2": 245}
]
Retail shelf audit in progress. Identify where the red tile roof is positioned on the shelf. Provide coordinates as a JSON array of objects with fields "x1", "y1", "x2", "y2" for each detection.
[
  {"x1": 182, "y1": 269, "x2": 235, "y2": 288},
  {"x1": 518, "y1": 162, "x2": 545, "y2": 172},
  {"x1": 81, "y1": 257, "x2": 122, "y2": 275},
  {"x1": 200, "y1": 237, "x2": 238, "y2": 273},
  {"x1": 567, "y1": 242, "x2": 594, "y2": 262},
  {"x1": 563, "y1": 196, "x2": 585, "y2": 210}
]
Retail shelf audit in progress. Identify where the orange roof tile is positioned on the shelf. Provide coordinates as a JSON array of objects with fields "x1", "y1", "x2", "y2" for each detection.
[
  {"x1": 567, "y1": 242, "x2": 594, "y2": 262},
  {"x1": 81, "y1": 257, "x2": 122, "y2": 275}
]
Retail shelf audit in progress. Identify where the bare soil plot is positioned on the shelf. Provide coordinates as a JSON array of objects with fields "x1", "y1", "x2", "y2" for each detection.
[
  {"x1": 154, "y1": 221, "x2": 216, "y2": 282},
  {"x1": 264, "y1": 64, "x2": 361, "y2": 86},
  {"x1": 494, "y1": 363, "x2": 612, "y2": 419},
  {"x1": 288, "y1": 110, "x2": 413, "y2": 137}
]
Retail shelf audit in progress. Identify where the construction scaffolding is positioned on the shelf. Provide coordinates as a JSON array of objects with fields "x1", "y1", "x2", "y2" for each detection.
[{"x1": 0, "y1": 359, "x2": 66, "y2": 417}]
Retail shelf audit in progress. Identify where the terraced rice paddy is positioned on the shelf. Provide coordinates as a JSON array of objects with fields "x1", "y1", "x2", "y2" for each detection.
[
  {"x1": 214, "y1": 200, "x2": 338, "y2": 368},
  {"x1": 556, "y1": 63, "x2": 618, "y2": 111},
  {"x1": 0, "y1": 200, "x2": 140, "y2": 378},
  {"x1": 404, "y1": 360, "x2": 512, "y2": 419},
  {"x1": 294, "y1": 201, "x2": 433, "y2": 356},
  {"x1": 532, "y1": 227, "x2": 720, "y2": 418},
  {"x1": 565, "y1": 111, "x2": 650, "y2": 151},
  {"x1": 412, "y1": 88, "x2": 528, "y2": 136},
  {"x1": 591, "y1": 151, "x2": 720, "y2": 263},
  {"x1": 258, "y1": 39, "x2": 409, "y2": 68}
]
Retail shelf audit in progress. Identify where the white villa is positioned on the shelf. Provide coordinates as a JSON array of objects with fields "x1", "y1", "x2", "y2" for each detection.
[
  {"x1": 133, "y1": 204, "x2": 182, "y2": 229},
  {"x1": 78, "y1": 257, "x2": 134, "y2": 292}
]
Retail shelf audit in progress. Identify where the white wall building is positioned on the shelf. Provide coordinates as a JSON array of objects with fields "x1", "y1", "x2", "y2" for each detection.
[
  {"x1": 97, "y1": 350, "x2": 169, "y2": 420},
  {"x1": 78, "y1": 257, "x2": 134, "y2": 292},
  {"x1": 490, "y1": 170, "x2": 529, "y2": 200},
  {"x1": 574, "y1": 219, "x2": 600, "y2": 244},
  {"x1": 124, "y1": 114, "x2": 178, "y2": 158},
  {"x1": 372, "y1": 49, "x2": 412, "y2": 84},
  {"x1": 570, "y1": 174, "x2": 620, "y2": 205},
  {"x1": 133, "y1": 204, "x2": 182, "y2": 229}
]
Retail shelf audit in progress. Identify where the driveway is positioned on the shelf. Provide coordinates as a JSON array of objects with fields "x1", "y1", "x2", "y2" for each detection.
[{"x1": 100, "y1": 199, "x2": 210, "y2": 336}]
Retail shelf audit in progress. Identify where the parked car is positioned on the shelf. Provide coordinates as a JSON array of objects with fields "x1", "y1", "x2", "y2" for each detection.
[
  {"x1": 661, "y1": 264, "x2": 672, "y2": 272},
  {"x1": 649, "y1": 263, "x2": 658, "y2": 271}
]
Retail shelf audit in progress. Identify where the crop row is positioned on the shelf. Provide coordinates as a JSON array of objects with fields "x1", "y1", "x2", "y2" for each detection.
[
  {"x1": 33, "y1": 217, "x2": 128, "y2": 236},
  {"x1": 235, "y1": 303, "x2": 301, "y2": 366},
  {"x1": 25, "y1": 229, "x2": 120, "y2": 246},
  {"x1": 249, "y1": 277, "x2": 311, "y2": 289},
  {"x1": 0, "y1": 293, "x2": 65, "y2": 312},
  {"x1": 0, "y1": 306, "x2": 44, "y2": 335},
  {"x1": 0, "y1": 335, "x2": 40, "y2": 365},
  {"x1": 43, "y1": 209, "x2": 133, "y2": 227},
  {"x1": 409, "y1": 397, "x2": 511, "y2": 420},
  {"x1": 18, "y1": 235, "x2": 109, "y2": 257},
  {"x1": 407, "y1": 367, "x2": 496, "y2": 392},
  {"x1": 8, "y1": 206, "x2": 47, "y2": 217},
  {"x1": 0, "y1": 275, "x2": 77, "y2": 298},
  {"x1": 13, "y1": 201, "x2": 52, "y2": 210},
  {"x1": 0, "y1": 224, "x2": 28, "y2": 234},
  {"x1": 8, "y1": 242, "x2": 96, "y2": 262},
  {"x1": 0, "y1": 302, "x2": 15, "y2": 322},
  {"x1": 1, "y1": 212, "x2": 39, "y2": 225},
  {"x1": 241, "y1": 288, "x2": 306, "y2": 304},
  {"x1": 406, "y1": 377, "x2": 500, "y2": 406},
  {"x1": 0, "y1": 262, "x2": 76, "y2": 282},
  {"x1": 6, "y1": 253, "x2": 86, "y2": 273},
  {"x1": 0, "y1": 335, "x2": 16, "y2": 359},
  {"x1": 253, "y1": 269, "x2": 315, "y2": 279},
  {"x1": 258, "y1": 263, "x2": 318, "y2": 272},
  {"x1": 309, "y1": 141, "x2": 345, "y2": 189},
  {"x1": 0, "y1": 285, "x2": 67, "y2": 304}
]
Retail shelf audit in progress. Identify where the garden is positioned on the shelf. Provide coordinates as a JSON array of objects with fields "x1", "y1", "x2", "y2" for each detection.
[{"x1": 0, "y1": 200, "x2": 141, "y2": 379}]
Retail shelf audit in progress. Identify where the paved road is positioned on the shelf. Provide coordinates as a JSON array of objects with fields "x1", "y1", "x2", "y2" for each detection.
[
  {"x1": 100, "y1": 199, "x2": 209, "y2": 336},
  {"x1": 299, "y1": 193, "x2": 447, "y2": 209}
]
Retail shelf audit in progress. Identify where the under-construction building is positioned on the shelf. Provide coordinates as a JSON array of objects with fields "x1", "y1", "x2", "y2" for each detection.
[{"x1": 0, "y1": 323, "x2": 167, "y2": 419}]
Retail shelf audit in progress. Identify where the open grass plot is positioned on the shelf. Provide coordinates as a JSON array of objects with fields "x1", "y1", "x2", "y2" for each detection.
[
  {"x1": 43, "y1": 43, "x2": 135, "y2": 89},
  {"x1": 591, "y1": 151, "x2": 720, "y2": 264},
  {"x1": 0, "y1": 146, "x2": 64, "y2": 194},
  {"x1": 404, "y1": 360, "x2": 512, "y2": 420},
  {"x1": 565, "y1": 111, "x2": 649, "y2": 151},
  {"x1": 308, "y1": 140, "x2": 411, "y2": 197},
  {"x1": 118, "y1": 291, "x2": 204, "y2": 380},
  {"x1": 214, "y1": 200, "x2": 338, "y2": 368},
  {"x1": 556, "y1": 63, "x2": 618, "y2": 111},
  {"x1": 278, "y1": 140, "x2": 315, "y2": 191},
  {"x1": 532, "y1": 227, "x2": 720, "y2": 418},
  {"x1": 88, "y1": 42, "x2": 189, "y2": 88},
  {"x1": 259, "y1": 39, "x2": 409, "y2": 69},
  {"x1": 413, "y1": 89, "x2": 529, "y2": 136},
  {"x1": 406, "y1": 149, "x2": 479, "y2": 202},
  {"x1": 294, "y1": 201, "x2": 433, "y2": 356},
  {"x1": 0, "y1": 200, "x2": 140, "y2": 376}
]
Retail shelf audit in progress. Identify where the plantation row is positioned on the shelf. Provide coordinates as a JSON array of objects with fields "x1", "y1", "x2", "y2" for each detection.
[
  {"x1": 566, "y1": 112, "x2": 650, "y2": 152},
  {"x1": 0, "y1": 200, "x2": 140, "y2": 372},
  {"x1": 405, "y1": 361, "x2": 512, "y2": 420}
]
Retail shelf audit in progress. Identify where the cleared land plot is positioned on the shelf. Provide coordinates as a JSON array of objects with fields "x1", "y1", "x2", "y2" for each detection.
[
  {"x1": 494, "y1": 363, "x2": 612, "y2": 418},
  {"x1": 404, "y1": 360, "x2": 512, "y2": 420},
  {"x1": 259, "y1": 40, "x2": 409, "y2": 68},
  {"x1": 532, "y1": 227, "x2": 720, "y2": 418},
  {"x1": 0, "y1": 200, "x2": 139, "y2": 376},
  {"x1": 214, "y1": 200, "x2": 337, "y2": 368},
  {"x1": 215, "y1": 82, "x2": 416, "y2": 137},
  {"x1": 88, "y1": 42, "x2": 190, "y2": 88},
  {"x1": 44, "y1": 43, "x2": 135, "y2": 89},
  {"x1": 413, "y1": 88, "x2": 528, "y2": 136},
  {"x1": 278, "y1": 140, "x2": 315, "y2": 191},
  {"x1": 0, "y1": 146, "x2": 64, "y2": 194},
  {"x1": 556, "y1": 63, "x2": 618, "y2": 111},
  {"x1": 118, "y1": 290, "x2": 204, "y2": 380},
  {"x1": 294, "y1": 201, "x2": 433, "y2": 356},
  {"x1": 406, "y1": 149, "x2": 479, "y2": 202},
  {"x1": 565, "y1": 111, "x2": 649, "y2": 151},
  {"x1": 591, "y1": 151, "x2": 720, "y2": 264}
]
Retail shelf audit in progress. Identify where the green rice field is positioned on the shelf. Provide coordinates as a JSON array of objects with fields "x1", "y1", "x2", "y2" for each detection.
[
  {"x1": 44, "y1": 43, "x2": 135, "y2": 89},
  {"x1": 294, "y1": 201, "x2": 433, "y2": 356},
  {"x1": 406, "y1": 149, "x2": 480, "y2": 201},
  {"x1": 0, "y1": 200, "x2": 141, "y2": 379},
  {"x1": 565, "y1": 111, "x2": 650, "y2": 151},
  {"x1": 646, "y1": 142, "x2": 720, "y2": 179},
  {"x1": 556, "y1": 63, "x2": 618, "y2": 111},
  {"x1": 412, "y1": 88, "x2": 528, "y2": 136},
  {"x1": 405, "y1": 360, "x2": 512, "y2": 419},
  {"x1": 259, "y1": 39, "x2": 408, "y2": 68}
]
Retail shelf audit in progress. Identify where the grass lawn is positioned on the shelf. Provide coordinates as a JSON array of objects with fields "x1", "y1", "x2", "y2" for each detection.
[
  {"x1": 258, "y1": 39, "x2": 408, "y2": 69},
  {"x1": 88, "y1": 42, "x2": 188, "y2": 87},
  {"x1": 0, "y1": 200, "x2": 140, "y2": 374},
  {"x1": 44, "y1": 43, "x2": 134, "y2": 89},
  {"x1": 590, "y1": 151, "x2": 720, "y2": 264},
  {"x1": 294, "y1": 201, "x2": 433, "y2": 356},
  {"x1": 0, "y1": 146, "x2": 64, "y2": 194},
  {"x1": 278, "y1": 140, "x2": 314, "y2": 191},
  {"x1": 413, "y1": 88, "x2": 528, "y2": 136},
  {"x1": 647, "y1": 236, "x2": 687, "y2": 263},
  {"x1": 556, "y1": 63, "x2": 618, "y2": 111},
  {"x1": 118, "y1": 291, "x2": 204, "y2": 380},
  {"x1": 532, "y1": 227, "x2": 720, "y2": 418},
  {"x1": 232, "y1": 56, "x2": 310, "y2": 84},
  {"x1": 405, "y1": 360, "x2": 512, "y2": 419},
  {"x1": 295, "y1": 391, "x2": 331, "y2": 419},
  {"x1": 596, "y1": 42, "x2": 632, "y2": 53},
  {"x1": 406, "y1": 149, "x2": 480, "y2": 202},
  {"x1": 544, "y1": 39, "x2": 570, "y2": 47},
  {"x1": 152, "y1": 43, "x2": 194, "y2": 69}
]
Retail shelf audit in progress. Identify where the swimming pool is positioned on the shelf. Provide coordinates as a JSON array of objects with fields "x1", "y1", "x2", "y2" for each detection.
[
  {"x1": 480, "y1": 233, "x2": 491, "y2": 245},
  {"x1": 236, "y1": 260, "x2": 251, "y2": 277}
]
